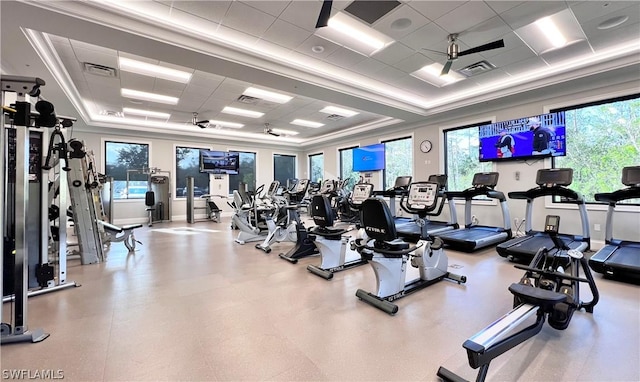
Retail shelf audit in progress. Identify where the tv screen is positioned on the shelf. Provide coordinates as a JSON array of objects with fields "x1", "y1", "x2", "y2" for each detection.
[
  {"x1": 479, "y1": 111, "x2": 566, "y2": 162},
  {"x1": 200, "y1": 150, "x2": 239, "y2": 175},
  {"x1": 353, "y1": 143, "x2": 385, "y2": 172}
]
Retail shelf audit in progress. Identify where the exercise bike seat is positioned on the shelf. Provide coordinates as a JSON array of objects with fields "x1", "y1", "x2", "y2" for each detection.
[
  {"x1": 508, "y1": 283, "x2": 567, "y2": 310},
  {"x1": 311, "y1": 226, "x2": 347, "y2": 239}
]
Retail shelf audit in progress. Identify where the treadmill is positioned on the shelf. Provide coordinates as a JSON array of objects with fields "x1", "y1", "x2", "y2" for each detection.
[
  {"x1": 372, "y1": 175, "x2": 412, "y2": 217},
  {"x1": 497, "y1": 168, "x2": 591, "y2": 263},
  {"x1": 437, "y1": 172, "x2": 512, "y2": 252},
  {"x1": 589, "y1": 166, "x2": 640, "y2": 281},
  {"x1": 396, "y1": 175, "x2": 459, "y2": 238}
]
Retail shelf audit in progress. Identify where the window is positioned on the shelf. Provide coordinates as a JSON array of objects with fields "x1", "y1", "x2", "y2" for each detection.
[
  {"x1": 552, "y1": 94, "x2": 640, "y2": 204},
  {"x1": 383, "y1": 136, "x2": 412, "y2": 190},
  {"x1": 444, "y1": 123, "x2": 492, "y2": 192},
  {"x1": 175, "y1": 147, "x2": 209, "y2": 198},
  {"x1": 228, "y1": 152, "x2": 256, "y2": 194},
  {"x1": 273, "y1": 154, "x2": 296, "y2": 187},
  {"x1": 309, "y1": 153, "x2": 324, "y2": 183},
  {"x1": 105, "y1": 141, "x2": 149, "y2": 199},
  {"x1": 339, "y1": 146, "x2": 359, "y2": 191}
]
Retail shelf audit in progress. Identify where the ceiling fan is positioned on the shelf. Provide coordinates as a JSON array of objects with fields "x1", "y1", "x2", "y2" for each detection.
[
  {"x1": 263, "y1": 123, "x2": 280, "y2": 137},
  {"x1": 315, "y1": 0, "x2": 332, "y2": 28},
  {"x1": 191, "y1": 112, "x2": 209, "y2": 129},
  {"x1": 425, "y1": 34, "x2": 505, "y2": 76}
]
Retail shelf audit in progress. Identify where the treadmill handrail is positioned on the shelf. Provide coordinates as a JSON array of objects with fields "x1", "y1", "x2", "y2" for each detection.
[
  {"x1": 595, "y1": 186, "x2": 640, "y2": 204},
  {"x1": 447, "y1": 186, "x2": 506, "y2": 201},
  {"x1": 509, "y1": 186, "x2": 582, "y2": 202}
]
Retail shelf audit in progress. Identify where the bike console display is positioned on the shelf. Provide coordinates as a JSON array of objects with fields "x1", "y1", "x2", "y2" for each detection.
[
  {"x1": 351, "y1": 183, "x2": 374, "y2": 206},
  {"x1": 407, "y1": 182, "x2": 438, "y2": 211},
  {"x1": 544, "y1": 215, "x2": 560, "y2": 235}
]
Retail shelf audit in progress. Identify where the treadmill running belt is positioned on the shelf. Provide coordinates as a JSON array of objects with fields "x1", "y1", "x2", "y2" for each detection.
[
  {"x1": 606, "y1": 245, "x2": 640, "y2": 271},
  {"x1": 507, "y1": 234, "x2": 584, "y2": 257},
  {"x1": 440, "y1": 227, "x2": 502, "y2": 241}
]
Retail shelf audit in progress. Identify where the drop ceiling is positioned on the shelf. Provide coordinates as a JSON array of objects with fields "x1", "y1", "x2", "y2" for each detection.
[{"x1": 1, "y1": 1, "x2": 639, "y2": 147}]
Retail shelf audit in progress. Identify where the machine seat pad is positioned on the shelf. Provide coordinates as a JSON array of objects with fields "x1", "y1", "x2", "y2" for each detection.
[
  {"x1": 373, "y1": 239, "x2": 410, "y2": 258},
  {"x1": 509, "y1": 283, "x2": 567, "y2": 310},
  {"x1": 99, "y1": 221, "x2": 123, "y2": 233},
  {"x1": 122, "y1": 224, "x2": 143, "y2": 230},
  {"x1": 311, "y1": 226, "x2": 346, "y2": 238}
]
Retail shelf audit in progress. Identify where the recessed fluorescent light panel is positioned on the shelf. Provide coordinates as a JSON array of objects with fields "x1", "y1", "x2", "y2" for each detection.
[
  {"x1": 514, "y1": 9, "x2": 586, "y2": 55},
  {"x1": 242, "y1": 87, "x2": 292, "y2": 104},
  {"x1": 315, "y1": 12, "x2": 395, "y2": 56},
  {"x1": 319, "y1": 106, "x2": 359, "y2": 117},
  {"x1": 270, "y1": 128, "x2": 299, "y2": 136},
  {"x1": 119, "y1": 57, "x2": 192, "y2": 83},
  {"x1": 123, "y1": 107, "x2": 171, "y2": 119},
  {"x1": 121, "y1": 88, "x2": 179, "y2": 105},
  {"x1": 291, "y1": 119, "x2": 325, "y2": 128},
  {"x1": 221, "y1": 106, "x2": 264, "y2": 118},
  {"x1": 208, "y1": 120, "x2": 244, "y2": 129},
  {"x1": 411, "y1": 63, "x2": 464, "y2": 88}
]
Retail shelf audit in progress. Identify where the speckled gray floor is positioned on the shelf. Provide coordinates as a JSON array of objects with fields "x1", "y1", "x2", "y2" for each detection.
[{"x1": 2, "y1": 219, "x2": 639, "y2": 381}]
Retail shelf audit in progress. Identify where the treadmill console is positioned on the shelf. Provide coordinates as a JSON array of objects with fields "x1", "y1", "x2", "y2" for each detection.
[
  {"x1": 536, "y1": 168, "x2": 573, "y2": 187},
  {"x1": 407, "y1": 182, "x2": 438, "y2": 211},
  {"x1": 392, "y1": 176, "x2": 412, "y2": 190},
  {"x1": 428, "y1": 174, "x2": 447, "y2": 190},
  {"x1": 351, "y1": 183, "x2": 374, "y2": 206},
  {"x1": 472, "y1": 172, "x2": 499, "y2": 188},
  {"x1": 544, "y1": 215, "x2": 560, "y2": 235},
  {"x1": 267, "y1": 180, "x2": 280, "y2": 197},
  {"x1": 622, "y1": 166, "x2": 640, "y2": 186}
]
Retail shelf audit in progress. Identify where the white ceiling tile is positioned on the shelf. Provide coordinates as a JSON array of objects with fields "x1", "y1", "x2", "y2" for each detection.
[
  {"x1": 499, "y1": 1, "x2": 569, "y2": 29},
  {"x1": 371, "y1": 42, "x2": 415, "y2": 66},
  {"x1": 325, "y1": 47, "x2": 367, "y2": 69},
  {"x1": 392, "y1": 53, "x2": 433, "y2": 73},
  {"x1": 221, "y1": 1, "x2": 276, "y2": 37},
  {"x1": 349, "y1": 58, "x2": 388, "y2": 76},
  {"x1": 296, "y1": 35, "x2": 341, "y2": 59},
  {"x1": 406, "y1": 1, "x2": 466, "y2": 22},
  {"x1": 242, "y1": 1, "x2": 290, "y2": 17},
  {"x1": 580, "y1": 5, "x2": 640, "y2": 50},
  {"x1": 457, "y1": 16, "x2": 513, "y2": 49},
  {"x1": 119, "y1": 72, "x2": 156, "y2": 92},
  {"x1": 69, "y1": 39, "x2": 117, "y2": 56},
  {"x1": 163, "y1": 1, "x2": 232, "y2": 23},
  {"x1": 539, "y1": 40, "x2": 596, "y2": 66},
  {"x1": 372, "y1": 65, "x2": 407, "y2": 84},
  {"x1": 502, "y1": 57, "x2": 549, "y2": 76},
  {"x1": 433, "y1": 1, "x2": 498, "y2": 35},
  {"x1": 393, "y1": 75, "x2": 434, "y2": 94},
  {"x1": 485, "y1": 45, "x2": 537, "y2": 68},
  {"x1": 279, "y1": 1, "x2": 323, "y2": 32},
  {"x1": 485, "y1": 1, "x2": 525, "y2": 15},
  {"x1": 400, "y1": 22, "x2": 449, "y2": 51},
  {"x1": 373, "y1": 4, "x2": 431, "y2": 40},
  {"x1": 569, "y1": 1, "x2": 636, "y2": 24},
  {"x1": 177, "y1": 94, "x2": 206, "y2": 111},
  {"x1": 153, "y1": 78, "x2": 188, "y2": 94},
  {"x1": 470, "y1": 68, "x2": 510, "y2": 86},
  {"x1": 262, "y1": 19, "x2": 312, "y2": 50},
  {"x1": 72, "y1": 48, "x2": 118, "y2": 68}
]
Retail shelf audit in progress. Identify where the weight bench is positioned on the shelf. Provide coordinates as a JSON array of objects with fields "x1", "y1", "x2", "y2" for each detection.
[{"x1": 99, "y1": 221, "x2": 143, "y2": 252}]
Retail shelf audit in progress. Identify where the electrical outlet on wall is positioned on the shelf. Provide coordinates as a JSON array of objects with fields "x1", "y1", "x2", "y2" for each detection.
[{"x1": 594, "y1": 223, "x2": 601, "y2": 231}]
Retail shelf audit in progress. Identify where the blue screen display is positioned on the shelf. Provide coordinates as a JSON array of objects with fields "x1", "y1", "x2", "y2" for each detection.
[
  {"x1": 353, "y1": 143, "x2": 385, "y2": 172},
  {"x1": 479, "y1": 111, "x2": 566, "y2": 162}
]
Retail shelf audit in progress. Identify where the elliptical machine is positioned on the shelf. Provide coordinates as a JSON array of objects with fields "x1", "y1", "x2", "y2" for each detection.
[
  {"x1": 232, "y1": 184, "x2": 272, "y2": 244},
  {"x1": 354, "y1": 181, "x2": 467, "y2": 315},
  {"x1": 437, "y1": 215, "x2": 599, "y2": 382},
  {"x1": 255, "y1": 181, "x2": 298, "y2": 253},
  {"x1": 306, "y1": 183, "x2": 373, "y2": 280}
]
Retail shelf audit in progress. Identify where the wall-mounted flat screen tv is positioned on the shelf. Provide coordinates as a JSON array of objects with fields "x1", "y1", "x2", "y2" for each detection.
[
  {"x1": 353, "y1": 143, "x2": 385, "y2": 172},
  {"x1": 200, "y1": 150, "x2": 239, "y2": 175},
  {"x1": 479, "y1": 111, "x2": 566, "y2": 162}
]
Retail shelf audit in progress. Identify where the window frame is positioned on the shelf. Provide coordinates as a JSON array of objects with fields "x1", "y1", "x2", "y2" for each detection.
[
  {"x1": 103, "y1": 138, "x2": 152, "y2": 202},
  {"x1": 273, "y1": 152, "x2": 297, "y2": 187},
  {"x1": 228, "y1": 150, "x2": 257, "y2": 195},
  {"x1": 381, "y1": 134, "x2": 413, "y2": 190},
  {"x1": 547, "y1": 91, "x2": 640, "y2": 211},
  {"x1": 308, "y1": 152, "x2": 324, "y2": 183},
  {"x1": 173, "y1": 144, "x2": 211, "y2": 201},
  {"x1": 338, "y1": 144, "x2": 359, "y2": 191}
]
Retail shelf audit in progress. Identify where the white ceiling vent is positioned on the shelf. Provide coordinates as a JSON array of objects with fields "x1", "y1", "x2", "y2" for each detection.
[
  {"x1": 83, "y1": 62, "x2": 118, "y2": 77},
  {"x1": 458, "y1": 60, "x2": 496, "y2": 78},
  {"x1": 325, "y1": 114, "x2": 344, "y2": 121}
]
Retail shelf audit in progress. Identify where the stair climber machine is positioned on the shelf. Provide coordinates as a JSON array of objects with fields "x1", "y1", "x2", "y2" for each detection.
[
  {"x1": 354, "y1": 181, "x2": 467, "y2": 315},
  {"x1": 437, "y1": 215, "x2": 599, "y2": 382},
  {"x1": 437, "y1": 172, "x2": 512, "y2": 252},
  {"x1": 497, "y1": 168, "x2": 590, "y2": 264},
  {"x1": 255, "y1": 181, "x2": 299, "y2": 253},
  {"x1": 232, "y1": 183, "x2": 274, "y2": 244},
  {"x1": 283, "y1": 178, "x2": 310, "y2": 206},
  {"x1": 306, "y1": 183, "x2": 374, "y2": 280},
  {"x1": 396, "y1": 175, "x2": 459, "y2": 239},
  {"x1": 277, "y1": 180, "x2": 319, "y2": 263},
  {"x1": 589, "y1": 166, "x2": 640, "y2": 281}
]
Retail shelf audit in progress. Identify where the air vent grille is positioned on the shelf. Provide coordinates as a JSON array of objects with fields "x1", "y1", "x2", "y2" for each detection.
[
  {"x1": 236, "y1": 95, "x2": 260, "y2": 104},
  {"x1": 326, "y1": 114, "x2": 344, "y2": 121},
  {"x1": 83, "y1": 62, "x2": 118, "y2": 77},
  {"x1": 458, "y1": 60, "x2": 496, "y2": 78}
]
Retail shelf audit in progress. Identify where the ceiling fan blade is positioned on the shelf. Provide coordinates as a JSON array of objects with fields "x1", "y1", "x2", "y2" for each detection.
[
  {"x1": 315, "y1": 0, "x2": 333, "y2": 28},
  {"x1": 195, "y1": 119, "x2": 209, "y2": 124},
  {"x1": 197, "y1": 123, "x2": 208, "y2": 129},
  {"x1": 441, "y1": 60, "x2": 453, "y2": 76},
  {"x1": 421, "y1": 48, "x2": 448, "y2": 56},
  {"x1": 458, "y1": 39, "x2": 504, "y2": 57},
  {"x1": 268, "y1": 131, "x2": 280, "y2": 137}
]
